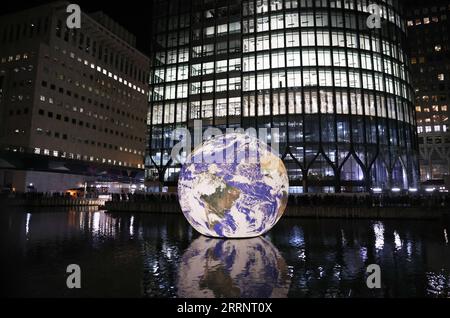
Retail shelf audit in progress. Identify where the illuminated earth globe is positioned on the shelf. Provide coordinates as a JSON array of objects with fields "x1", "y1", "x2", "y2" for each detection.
[
  {"x1": 178, "y1": 132, "x2": 289, "y2": 238},
  {"x1": 177, "y1": 236, "x2": 291, "y2": 298}
]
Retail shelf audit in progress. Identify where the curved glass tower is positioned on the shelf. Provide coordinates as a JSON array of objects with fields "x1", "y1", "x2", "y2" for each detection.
[{"x1": 147, "y1": 0, "x2": 419, "y2": 193}]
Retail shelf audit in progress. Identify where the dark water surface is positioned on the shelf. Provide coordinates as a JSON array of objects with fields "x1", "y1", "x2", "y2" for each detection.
[{"x1": 1, "y1": 207, "x2": 449, "y2": 298}]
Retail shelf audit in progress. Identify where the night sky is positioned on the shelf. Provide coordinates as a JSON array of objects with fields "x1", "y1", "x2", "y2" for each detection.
[{"x1": 1, "y1": 0, "x2": 154, "y2": 55}]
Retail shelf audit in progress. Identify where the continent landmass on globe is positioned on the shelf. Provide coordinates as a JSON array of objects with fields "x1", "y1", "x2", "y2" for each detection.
[{"x1": 200, "y1": 182, "x2": 241, "y2": 230}]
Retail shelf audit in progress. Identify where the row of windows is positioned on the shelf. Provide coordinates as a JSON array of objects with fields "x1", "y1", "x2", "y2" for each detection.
[
  {"x1": 242, "y1": 10, "x2": 399, "y2": 36},
  {"x1": 0, "y1": 52, "x2": 30, "y2": 63},
  {"x1": 241, "y1": 70, "x2": 411, "y2": 99},
  {"x1": 417, "y1": 125, "x2": 448, "y2": 134},
  {"x1": 242, "y1": 49, "x2": 406, "y2": 80},
  {"x1": 417, "y1": 115, "x2": 449, "y2": 123},
  {"x1": 407, "y1": 16, "x2": 444, "y2": 27},
  {"x1": 54, "y1": 19, "x2": 148, "y2": 84},
  {"x1": 243, "y1": 31, "x2": 405, "y2": 62},
  {"x1": 152, "y1": 69, "x2": 412, "y2": 106},
  {"x1": 39, "y1": 95, "x2": 141, "y2": 131},
  {"x1": 43, "y1": 66, "x2": 145, "y2": 115},
  {"x1": 34, "y1": 125, "x2": 143, "y2": 156},
  {"x1": 193, "y1": 22, "x2": 241, "y2": 40},
  {"x1": 40, "y1": 81, "x2": 143, "y2": 123},
  {"x1": 190, "y1": 59, "x2": 241, "y2": 77},
  {"x1": 243, "y1": 0, "x2": 404, "y2": 31},
  {"x1": 191, "y1": 40, "x2": 242, "y2": 58},
  {"x1": 37, "y1": 97, "x2": 143, "y2": 142},
  {"x1": 241, "y1": 90, "x2": 414, "y2": 123},
  {"x1": 7, "y1": 107, "x2": 29, "y2": 116},
  {"x1": 47, "y1": 46, "x2": 147, "y2": 95},
  {"x1": 32, "y1": 147, "x2": 142, "y2": 169},
  {"x1": 190, "y1": 78, "x2": 241, "y2": 94},
  {"x1": 150, "y1": 89, "x2": 414, "y2": 125},
  {"x1": 416, "y1": 105, "x2": 448, "y2": 113},
  {"x1": 418, "y1": 135, "x2": 450, "y2": 145}
]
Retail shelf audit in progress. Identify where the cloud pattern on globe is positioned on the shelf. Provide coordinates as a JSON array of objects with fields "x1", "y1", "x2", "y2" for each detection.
[{"x1": 178, "y1": 133, "x2": 289, "y2": 238}]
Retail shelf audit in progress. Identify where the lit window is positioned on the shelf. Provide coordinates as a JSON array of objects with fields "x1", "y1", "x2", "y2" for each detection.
[
  {"x1": 434, "y1": 125, "x2": 441, "y2": 131},
  {"x1": 425, "y1": 126, "x2": 432, "y2": 132},
  {"x1": 40, "y1": 95, "x2": 45, "y2": 101},
  {"x1": 415, "y1": 106, "x2": 421, "y2": 112},
  {"x1": 435, "y1": 45, "x2": 442, "y2": 52},
  {"x1": 417, "y1": 126, "x2": 423, "y2": 133},
  {"x1": 442, "y1": 105, "x2": 448, "y2": 111},
  {"x1": 438, "y1": 73, "x2": 445, "y2": 81},
  {"x1": 424, "y1": 17, "x2": 430, "y2": 24},
  {"x1": 407, "y1": 20, "x2": 414, "y2": 26}
]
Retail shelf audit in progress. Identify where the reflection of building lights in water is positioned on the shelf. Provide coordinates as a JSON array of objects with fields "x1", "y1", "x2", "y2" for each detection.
[
  {"x1": 289, "y1": 226, "x2": 304, "y2": 247},
  {"x1": 373, "y1": 222, "x2": 385, "y2": 251},
  {"x1": 25, "y1": 213, "x2": 31, "y2": 236},
  {"x1": 406, "y1": 241, "x2": 413, "y2": 259},
  {"x1": 341, "y1": 229, "x2": 346, "y2": 246},
  {"x1": 359, "y1": 247, "x2": 368, "y2": 262},
  {"x1": 166, "y1": 248, "x2": 172, "y2": 260},
  {"x1": 152, "y1": 262, "x2": 159, "y2": 274},
  {"x1": 426, "y1": 271, "x2": 450, "y2": 297},
  {"x1": 444, "y1": 229, "x2": 448, "y2": 245},
  {"x1": 318, "y1": 266, "x2": 325, "y2": 279},
  {"x1": 92, "y1": 212, "x2": 100, "y2": 233},
  {"x1": 289, "y1": 226, "x2": 306, "y2": 260},
  {"x1": 394, "y1": 231, "x2": 402, "y2": 251},
  {"x1": 129, "y1": 216, "x2": 134, "y2": 236}
]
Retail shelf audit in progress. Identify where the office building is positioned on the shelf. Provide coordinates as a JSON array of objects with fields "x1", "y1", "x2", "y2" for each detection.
[
  {"x1": 406, "y1": 0, "x2": 450, "y2": 190},
  {"x1": 0, "y1": 1, "x2": 150, "y2": 192},
  {"x1": 147, "y1": 0, "x2": 419, "y2": 193}
]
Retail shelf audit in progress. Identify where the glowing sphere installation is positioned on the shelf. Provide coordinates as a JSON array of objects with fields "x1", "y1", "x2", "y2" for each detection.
[
  {"x1": 177, "y1": 236, "x2": 291, "y2": 298},
  {"x1": 178, "y1": 133, "x2": 289, "y2": 238}
]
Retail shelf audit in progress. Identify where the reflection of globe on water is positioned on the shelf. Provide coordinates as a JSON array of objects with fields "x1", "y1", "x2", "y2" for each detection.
[
  {"x1": 177, "y1": 236, "x2": 291, "y2": 298},
  {"x1": 178, "y1": 133, "x2": 289, "y2": 238}
]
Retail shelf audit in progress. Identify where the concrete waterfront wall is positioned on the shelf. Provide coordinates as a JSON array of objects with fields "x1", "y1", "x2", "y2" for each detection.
[{"x1": 104, "y1": 201, "x2": 448, "y2": 220}]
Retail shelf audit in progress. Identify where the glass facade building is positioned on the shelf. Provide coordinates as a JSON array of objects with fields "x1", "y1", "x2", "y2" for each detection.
[{"x1": 147, "y1": 0, "x2": 419, "y2": 193}]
